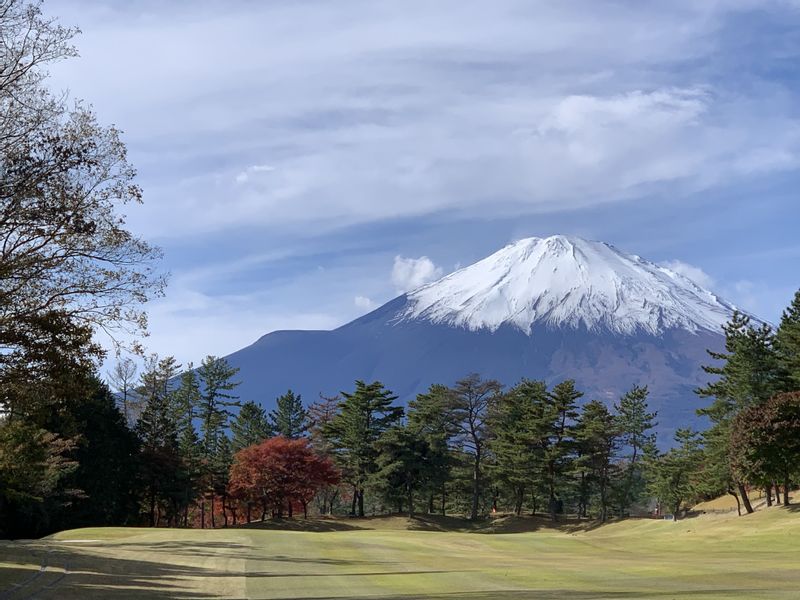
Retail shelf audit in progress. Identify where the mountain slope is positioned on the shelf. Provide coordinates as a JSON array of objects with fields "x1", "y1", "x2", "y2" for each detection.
[
  {"x1": 399, "y1": 236, "x2": 736, "y2": 335},
  {"x1": 224, "y1": 236, "x2": 748, "y2": 440}
]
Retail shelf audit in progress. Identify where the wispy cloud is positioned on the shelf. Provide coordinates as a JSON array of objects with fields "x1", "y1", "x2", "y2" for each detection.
[{"x1": 50, "y1": 1, "x2": 800, "y2": 240}]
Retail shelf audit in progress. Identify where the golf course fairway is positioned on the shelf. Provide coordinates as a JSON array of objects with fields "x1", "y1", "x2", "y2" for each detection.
[{"x1": 1, "y1": 507, "x2": 799, "y2": 599}]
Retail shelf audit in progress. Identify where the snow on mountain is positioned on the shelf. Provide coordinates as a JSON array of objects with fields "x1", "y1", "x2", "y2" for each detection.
[{"x1": 398, "y1": 235, "x2": 738, "y2": 336}]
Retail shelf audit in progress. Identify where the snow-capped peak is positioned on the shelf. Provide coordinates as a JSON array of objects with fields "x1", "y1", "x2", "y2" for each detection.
[{"x1": 397, "y1": 235, "x2": 739, "y2": 336}]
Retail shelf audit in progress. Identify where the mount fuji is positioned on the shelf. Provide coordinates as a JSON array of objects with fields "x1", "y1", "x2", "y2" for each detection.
[{"x1": 224, "y1": 236, "x2": 748, "y2": 439}]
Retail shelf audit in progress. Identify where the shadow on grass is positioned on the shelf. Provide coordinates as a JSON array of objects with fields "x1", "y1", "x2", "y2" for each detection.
[
  {"x1": 0, "y1": 543, "x2": 222, "y2": 599},
  {"x1": 235, "y1": 513, "x2": 633, "y2": 535},
  {"x1": 238, "y1": 517, "x2": 367, "y2": 532}
]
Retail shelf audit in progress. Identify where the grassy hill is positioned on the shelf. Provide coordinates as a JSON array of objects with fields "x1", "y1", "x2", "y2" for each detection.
[{"x1": 1, "y1": 506, "x2": 799, "y2": 599}]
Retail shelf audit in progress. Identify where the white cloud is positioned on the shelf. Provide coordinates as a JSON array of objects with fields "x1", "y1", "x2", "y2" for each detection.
[
  {"x1": 391, "y1": 256, "x2": 443, "y2": 293},
  {"x1": 354, "y1": 295, "x2": 376, "y2": 310},
  {"x1": 660, "y1": 259, "x2": 716, "y2": 290}
]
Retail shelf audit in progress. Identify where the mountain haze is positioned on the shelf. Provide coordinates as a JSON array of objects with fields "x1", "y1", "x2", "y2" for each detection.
[{"x1": 225, "y1": 236, "x2": 748, "y2": 439}]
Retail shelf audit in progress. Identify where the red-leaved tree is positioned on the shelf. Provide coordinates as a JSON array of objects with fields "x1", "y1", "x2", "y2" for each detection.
[{"x1": 228, "y1": 436, "x2": 339, "y2": 520}]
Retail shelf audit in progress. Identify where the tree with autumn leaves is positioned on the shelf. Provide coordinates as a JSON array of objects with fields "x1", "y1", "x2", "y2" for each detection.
[{"x1": 228, "y1": 437, "x2": 339, "y2": 521}]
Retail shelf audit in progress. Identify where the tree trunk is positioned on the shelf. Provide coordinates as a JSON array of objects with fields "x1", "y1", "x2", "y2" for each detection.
[
  {"x1": 200, "y1": 498, "x2": 206, "y2": 529},
  {"x1": 247, "y1": 503, "x2": 251, "y2": 524},
  {"x1": 288, "y1": 500, "x2": 293, "y2": 518},
  {"x1": 302, "y1": 500, "x2": 308, "y2": 519},
  {"x1": 766, "y1": 484, "x2": 773, "y2": 507},
  {"x1": 149, "y1": 486, "x2": 156, "y2": 527},
  {"x1": 407, "y1": 485, "x2": 414, "y2": 518},
  {"x1": 357, "y1": 489, "x2": 365, "y2": 517},
  {"x1": 738, "y1": 483, "x2": 754, "y2": 514},
  {"x1": 428, "y1": 493, "x2": 434, "y2": 514},
  {"x1": 350, "y1": 485, "x2": 358, "y2": 516},
  {"x1": 470, "y1": 452, "x2": 481, "y2": 520},
  {"x1": 211, "y1": 495, "x2": 216, "y2": 528},
  {"x1": 728, "y1": 489, "x2": 742, "y2": 517},
  {"x1": 441, "y1": 482, "x2": 446, "y2": 516},
  {"x1": 784, "y1": 471, "x2": 791, "y2": 506},
  {"x1": 600, "y1": 483, "x2": 607, "y2": 523},
  {"x1": 774, "y1": 482, "x2": 782, "y2": 505}
]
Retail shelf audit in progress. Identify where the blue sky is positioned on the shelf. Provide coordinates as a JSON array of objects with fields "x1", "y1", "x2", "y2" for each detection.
[{"x1": 47, "y1": 0, "x2": 800, "y2": 368}]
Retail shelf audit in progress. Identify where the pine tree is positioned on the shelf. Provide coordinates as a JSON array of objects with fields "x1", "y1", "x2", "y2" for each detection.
[
  {"x1": 573, "y1": 400, "x2": 618, "y2": 522},
  {"x1": 447, "y1": 374, "x2": 504, "y2": 520},
  {"x1": 196, "y1": 356, "x2": 241, "y2": 457},
  {"x1": 195, "y1": 356, "x2": 240, "y2": 527},
  {"x1": 775, "y1": 289, "x2": 800, "y2": 390},
  {"x1": 269, "y1": 389, "x2": 308, "y2": 439},
  {"x1": 324, "y1": 381, "x2": 402, "y2": 517},
  {"x1": 614, "y1": 385, "x2": 657, "y2": 515},
  {"x1": 136, "y1": 379, "x2": 184, "y2": 527},
  {"x1": 373, "y1": 426, "x2": 436, "y2": 517},
  {"x1": 487, "y1": 379, "x2": 549, "y2": 516},
  {"x1": 136, "y1": 354, "x2": 181, "y2": 421},
  {"x1": 648, "y1": 429, "x2": 703, "y2": 520},
  {"x1": 173, "y1": 366, "x2": 200, "y2": 439},
  {"x1": 407, "y1": 384, "x2": 457, "y2": 515},
  {"x1": 544, "y1": 380, "x2": 581, "y2": 521},
  {"x1": 697, "y1": 311, "x2": 781, "y2": 514},
  {"x1": 232, "y1": 401, "x2": 272, "y2": 451},
  {"x1": 172, "y1": 366, "x2": 202, "y2": 526}
]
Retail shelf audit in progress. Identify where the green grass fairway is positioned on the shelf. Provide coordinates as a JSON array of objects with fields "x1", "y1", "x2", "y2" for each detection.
[{"x1": 1, "y1": 507, "x2": 799, "y2": 599}]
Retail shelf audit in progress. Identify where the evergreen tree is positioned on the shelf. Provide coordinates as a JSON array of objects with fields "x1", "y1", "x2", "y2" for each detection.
[
  {"x1": 487, "y1": 379, "x2": 549, "y2": 516},
  {"x1": 407, "y1": 384, "x2": 457, "y2": 515},
  {"x1": 196, "y1": 356, "x2": 241, "y2": 457},
  {"x1": 232, "y1": 401, "x2": 272, "y2": 451},
  {"x1": 269, "y1": 389, "x2": 308, "y2": 439},
  {"x1": 195, "y1": 356, "x2": 240, "y2": 527},
  {"x1": 324, "y1": 381, "x2": 402, "y2": 517},
  {"x1": 65, "y1": 379, "x2": 142, "y2": 530},
  {"x1": 648, "y1": 429, "x2": 703, "y2": 520},
  {"x1": 544, "y1": 380, "x2": 581, "y2": 520},
  {"x1": 573, "y1": 400, "x2": 618, "y2": 522},
  {"x1": 136, "y1": 377, "x2": 185, "y2": 527},
  {"x1": 373, "y1": 426, "x2": 436, "y2": 517},
  {"x1": 211, "y1": 434, "x2": 234, "y2": 527},
  {"x1": 172, "y1": 365, "x2": 200, "y2": 435},
  {"x1": 172, "y1": 366, "x2": 202, "y2": 526},
  {"x1": 696, "y1": 311, "x2": 781, "y2": 514},
  {"x1": 775, "y1": 289, "x2": 800, "y2": 390},
  {"x1": 447, "y1": 374, "x2": 504, "y2": 520},
  {"x1": 614, "y1": 385, "x2": 657, "y2": 515}
]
